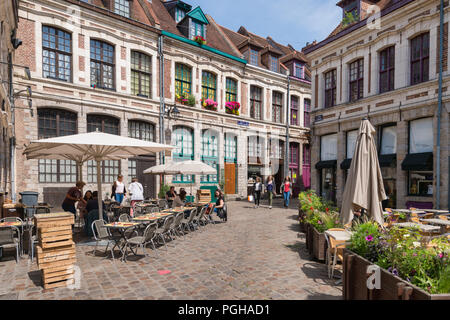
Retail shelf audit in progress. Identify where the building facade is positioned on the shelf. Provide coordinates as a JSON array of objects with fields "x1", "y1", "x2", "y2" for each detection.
[
  {"x1": 304, "y1": 0, "x2": 449, "y2": 209},
  {"x1": 0, "y1": 0, "x2": 20, "y2": 199},
  {"x1": 13, "y1": 0, "x2": 311, "y2": 206}
]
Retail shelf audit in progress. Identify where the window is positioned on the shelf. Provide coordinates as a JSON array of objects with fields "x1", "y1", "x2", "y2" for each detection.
[
  {"x1": 249, "y1": 48, "x2": 258, "y2": 66},
  {"x1": 303, "y1": 144, "x2": 311, "y2": 165},
  {"x1": 324, "y1": 69, "x2": 337, "y2": 108},
  {"x1": 379, "y1": 46, "x2": 395, "y2": 93},
  {"x1": 201, "y1": 71, "x2": 217, "y2": 101},
  {"x1": 42, "y1": 26, "x2": 71, "y2": 82},
  {"x1": 411, "y1": 33, "x2": 429, "y2": 85},
  {"x1": 128, "y1": 120, "x2": 154, "y2": 142},
  {"x1": 349, "y1": 59, "x2": 364, "y2": 102},
  {"x1": 201, "y1": 130, "x2": 219, "y2": 183},
  {"x1": 270, "y1": 55, "x2": 278, "y2": 72},
  {"x1": 172, "y1": 126, "x2": 194, "y2": 183},
  {"x1": 269, "y1": 139, "x2": 284, "y2": 159},
  {"x1": 272, "y1": 91, "x2": 283, "y2": 123},
  {"x1": 175, "y1": 8, "x2": 186, "y2": 23},
  {"x1": 190, "y1": 20, "x2": 204, "y2": 39},
  {"x1": 225, "y1": 134, "x2": 237, "y2": 163},
  {"x1": 225, "y1": 78, "x2": 237, "y2": 102},
  {"x1": 131, "y1": 51, "x2": 151, "y2": 98},
  {"x1": 175, "y1": 63, "x2": 192, "y2": 96},
  {"x1": 114, "y1": 0, "x2": 130, "y2": 18},
  {"x1": 380, "y1": 125, "x2": 397, "y2": 155},
  {"x1": 289, "y1": 143, "x2": 299, "y2": 184},
  {"x1": 291, "y1": 96, "x2": 299, "y2": 126},
  {"x1": 248, "y1": 136, "x2": 264, "y2": 163},
  {"x1": 321, "y1": 134, "x2": 337, "y2": 161},
  {"x1": 409, "y1": 117, "x2": 433, "y2": 153},
  {"x1": 37, "y1": 109, "x2": 77, "y2": 183},
  {"x1": 408, "y1": 171, "x2": 433, "y2": 196},
  {"x1": 128, "y1": 159, "x2": 136, "y2": 182},
  {"x1": 294, "y1": 63, "x2": 304, "y2": 79},
  {"x1": 346, "y1": 130, "x2": 358, "y2": 159},
  {"x1": 87, "y1": 115, "x2": 120, "y2": 183},
  {"x1": 250, "y1": 86, "x2": 263, "y2": 120},
  {"x1": 90, "y1": 40, "x2": 115, "y2": 90},
  {"x1": 304, "y1": 98, "x2": 311, "y2": 127}
]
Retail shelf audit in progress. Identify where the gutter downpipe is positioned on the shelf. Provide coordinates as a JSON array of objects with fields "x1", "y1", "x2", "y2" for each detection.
[
  {"x1": 158, "y1": 35, "x2": 166, "y2": 187},
  {"x1": 8, "y1": 53, "x2": 16, "y2": 202},
  {"x1": 436, "y1": 0, "x2": 444, "y2": 209},
  {"x1": 285, "y1": 71, "x2": 291, "y2": 179}
]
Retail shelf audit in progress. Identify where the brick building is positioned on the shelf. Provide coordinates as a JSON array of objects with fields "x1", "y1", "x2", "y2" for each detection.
[
  {"x1": 303, "y1": 0, "x2": 449, "y2": 209},
  {"x1": 13, "y1": 0, "x2": 311, "y2": 206}
]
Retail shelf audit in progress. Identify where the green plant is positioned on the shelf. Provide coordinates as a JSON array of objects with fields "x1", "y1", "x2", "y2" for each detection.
[
  {"x1": 348, "y1": 221, "x2": 383, "y2": 262},
  {"x1": 158, "y1": 183, "x2": 170, "y2": 199}
]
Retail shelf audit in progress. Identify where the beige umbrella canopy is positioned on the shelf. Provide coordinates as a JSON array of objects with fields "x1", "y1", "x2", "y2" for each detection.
[
  {"x1": 340, "y1": 119, "x2": 387, "y2": 227},
  {"x1": 23, "y1": 130, "x2": 174, "y2": 220}
]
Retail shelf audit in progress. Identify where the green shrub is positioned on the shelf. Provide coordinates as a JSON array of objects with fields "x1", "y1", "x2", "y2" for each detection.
[{"x1": 158, "y1": 183, "x2": 170, "y2": 199}]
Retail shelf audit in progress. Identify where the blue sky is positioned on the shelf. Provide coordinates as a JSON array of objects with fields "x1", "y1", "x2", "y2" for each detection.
[{"x1": 188, "y1": 0, "x2": 342, "y2": 50}]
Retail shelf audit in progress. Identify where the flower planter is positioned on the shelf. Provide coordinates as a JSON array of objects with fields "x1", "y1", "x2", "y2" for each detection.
[
  {"x1": 298, "y1": 209, "x2": 306, "y2": 233},
  {"x1": 343, "y1": 248, "x2": 450, "y2": 300},
  {"x1": 311, "y1": 225, "x2": 326, "y2": 261},
  {"x1": 305, "y1": 223, "x2": 313, "y2": 254}
]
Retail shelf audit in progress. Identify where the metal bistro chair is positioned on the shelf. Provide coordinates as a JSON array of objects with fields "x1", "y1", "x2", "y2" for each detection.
[
  {"x1": 0, "y1": 227, "x2": 20, "y2": 263},
  {"x1": 324, "y1": 228, "x2": 348, "y2": 279},
  {"x1": 0, "y1": 217, "x2": 24, "y2": 256},
  {"x1": 197, "y1": 205, "x2": 210, "y2": 229},
  {"x1": 170, "y1": 212, "x2": 185, "y2": 239},
  {"x1": 155, "y1": 216, "x2": 175, "y2": 251},
  {"x1": 91, "y1": 219, "x2": 121, "y2": 260},
  {"x1": 28, "y1": 225, "x2": 39, "y2": 262},
  {"x1": 191, "y1": 206, "x2": 204, "y2": 231},
  {"x1": 122, "y1": 223, "x2": 159, "y2": 262},
  {"x1": 181, "y1": 208, "x2": 197, "y2": 234},
  {"x1": 158, "y1": 199, "x2": 169, "y2": 211}
]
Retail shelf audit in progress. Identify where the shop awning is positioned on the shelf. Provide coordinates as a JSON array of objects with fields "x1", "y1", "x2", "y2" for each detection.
[
  {"x1": 315, "y1": 160, "x2": 337, "y2": 169},
  {"x1": 401, "y1": 152, "x2": 433, "y2": 171},
  {"x1": 340, "y1": 158, "x2": 352, "y2": 170},
  {"x1": 379, "y1": 154, "x2": 396, "y2": 167}
]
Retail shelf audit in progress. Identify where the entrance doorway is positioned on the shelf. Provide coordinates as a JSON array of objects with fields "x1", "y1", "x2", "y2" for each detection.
[
  {"x1": 224, "y1": 162, "x2": 236, "y2": 194},
  {"x1": 130, "y1": 156, "x2": 156, "y2": 199}
]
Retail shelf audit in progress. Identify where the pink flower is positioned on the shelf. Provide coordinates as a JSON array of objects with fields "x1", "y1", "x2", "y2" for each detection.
[
  {"x1": 365, "y1": 235, "x2": 373, "y2": 242},
  {"x1": 317, "y1": 220, "x2": 322, "y2": 225}
]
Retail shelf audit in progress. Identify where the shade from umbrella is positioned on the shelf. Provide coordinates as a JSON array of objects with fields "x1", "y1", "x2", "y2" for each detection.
[
  {"x1": 340, "y1": 119, "x2": 387, "y2": 227},
  {"x1": 23, "y1": 130, "x2": 174, "y2": 220}
]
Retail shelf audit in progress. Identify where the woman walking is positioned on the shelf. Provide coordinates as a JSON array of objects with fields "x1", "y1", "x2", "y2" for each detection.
[
  {"x1": 112, "y1": 175, "x2": 127, "y2": 204},
  {"x1": 265, "y1": 176, "x2": 276, "y2": 209},
  {"x1": 253, "y1": 176, "x2": 263, "y2": 208},
  {"x1": 281, "y1": 176, "x2": 292, "y2": 208}
]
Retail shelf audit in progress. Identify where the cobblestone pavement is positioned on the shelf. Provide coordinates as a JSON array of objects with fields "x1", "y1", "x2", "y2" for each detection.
[{"x1": 0, "y1": 199, "x2": 342, "y2": 300}]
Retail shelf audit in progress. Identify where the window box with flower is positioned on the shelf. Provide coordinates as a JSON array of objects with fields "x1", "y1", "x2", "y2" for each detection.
[
  {"x1": 194, "y1": 35, "x2": 206, "y2": 45},
  {"x1": 225, "y1": 101, "x2": 240, "y2": 116},
  {"x1": 175, "y1": 91, "x2": 196, "y2": 107},
  {"x1": 201, "y1": 98, "x2": 218, "y2": 111}
]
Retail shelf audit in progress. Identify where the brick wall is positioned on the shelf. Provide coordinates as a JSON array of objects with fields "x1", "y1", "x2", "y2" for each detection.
[
  {"x1": 437, "y1": 22, "x2": 448, "y2": 73},
  {"x1": 15, "y1": 18, "x2": 35, "y2": 71}
]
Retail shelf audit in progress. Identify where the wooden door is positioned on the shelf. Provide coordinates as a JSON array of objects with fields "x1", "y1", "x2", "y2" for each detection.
[
  {"x1": 224, "y1": 163, "x2": 236, "y2": 194},
  {"x1": 135, "y1": 156, "x2": 156, "y2": 199}
]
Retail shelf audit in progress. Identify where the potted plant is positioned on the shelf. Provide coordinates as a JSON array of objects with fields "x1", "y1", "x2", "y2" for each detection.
[
  {"x1": 225, "y1": 101, "x2": 240, "y2": 115},
  {"x1": 201, "y1": 98, "x2": 218, "y2": 111},
  {"x1": 194, "y1": 35, "x2": 206, "y2": 45},
  {"x1": 176, "y1": 91, "x2": 196, "y2": 107},
  {"x1": 343, "y1": 222, "x2": 450, "y2": 300},
  {"x1": 158, "y1": 183, "x2": 170, "y2": 199}
]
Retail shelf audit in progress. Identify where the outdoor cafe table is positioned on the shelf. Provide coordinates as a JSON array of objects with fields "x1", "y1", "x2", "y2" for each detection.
[
  {"x1": 102, "y1": 222, "x2": 142, "y2": 261},
  {"x1": 325, "y1": 229, "x2": 353, "y2": 242},
  {"x1": 393, "y1": 222, "x2": 441, "y2": 233},
  {"x1": 423, "y1": 209, "x2": 449, "y2": 214},
  {"x1": 421, "y1": 218, "x2": 450, "y2": 233},
  {"x1": 393, "y1": 209, "x2": 427, "y2": 214}
]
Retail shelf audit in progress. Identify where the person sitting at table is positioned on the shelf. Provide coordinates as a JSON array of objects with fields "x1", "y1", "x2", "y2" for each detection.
[
  {"x1": 173, "y1": 189, "x2": 187, "y2": 208},
  {"x1": 62, "y1": 181, "x2": 86, "y2": 216},
  {"x1": 84, "y1": 191, "x2": 107, "y2": 236},
  {"x1": 77, "y1": 190, "x2": 92, "y2": 220},
  {"x1": 165, "y1": 186, "x2": 177, "y2": 208},
  {"x1": 213, "y1": 189, "x2": 227, "y2": 222}
]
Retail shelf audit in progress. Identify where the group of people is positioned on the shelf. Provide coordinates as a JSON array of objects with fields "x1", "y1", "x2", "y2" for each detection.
[{"x1": 252, "y1": 175, "x2": 293, "y2": 209}]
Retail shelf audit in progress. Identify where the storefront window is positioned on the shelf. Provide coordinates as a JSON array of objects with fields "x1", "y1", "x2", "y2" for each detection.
[
  {"x1": 321, "y1": 134, "x2": 337, "y2": 160},
  {"x1": 320, "y1": 134, "x2": 337, "y2": 204},
  {"x1": 409, "y1": 118, "x2": 433, "y2": 153},
  {"x1": 321, "y1": 167, "x2": 336, "y2": 203},
  {"x1": 408, "y1": 171, "x2": 433, "y2": 196},
  {"x1": 346, "y1": 130, "x2": 358, "y2": 159},
  {"x1": 380, "y1": 125, "x2": 397, "y2": 155}
]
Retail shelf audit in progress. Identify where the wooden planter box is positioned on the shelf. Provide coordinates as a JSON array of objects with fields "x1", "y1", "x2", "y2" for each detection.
[
  {"x1": 305, "y1": 223, "x2": 313, "y2": 254},
  {"x1": 343, "y1": 248, "x2": 450, "y2": 300},
  {"x1": 311, "y1": 226, "x2": 326, "y2": 261},
  {"x1": 298, "y1": 209, "x2": 306, "y2": 233}
]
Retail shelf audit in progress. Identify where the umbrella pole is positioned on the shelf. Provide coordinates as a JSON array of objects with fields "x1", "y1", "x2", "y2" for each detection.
[
  {"x1": 96, "y1": 160, "x2": 103, "y2": 221},
  {"x1": 77, "y1": 162, "x2": 83, "y2": 182}
]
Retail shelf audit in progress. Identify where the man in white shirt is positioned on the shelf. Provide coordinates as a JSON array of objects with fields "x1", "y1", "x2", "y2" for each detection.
[{"x1": 128, "y1": 177, "x2": 144, "y2": 216}]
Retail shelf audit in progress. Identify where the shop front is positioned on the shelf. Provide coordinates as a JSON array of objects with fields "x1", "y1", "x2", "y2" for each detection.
[{"x1": 316, "y1": 133, "x2": 337, "y2": 204}]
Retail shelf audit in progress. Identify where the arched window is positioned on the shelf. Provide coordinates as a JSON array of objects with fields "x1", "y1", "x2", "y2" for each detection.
[
  {"x1": 175, "y1": 63, "x2": 192, "y2": 97},
  {"x1": 37, "y1": 108, "x2": 77, "y2": 183},
  {"x1": 172, "y1": 126, "x2": 194, "y2": 183},
  {"x1": 131, "y1": 51, "x2": 151, "y2": 98},
  {"x1": 201, "y1": 129, "x2": 219, "y2": 183},
  {"x1": 128, "y1": 120, "x2": 155, "y2": 142},
  {"x1": 201, "y1": 71, "x2": 217, "y2": 101},
  {"x1": 90, "y1": 39, "x2": 115, "y2": 90},
  {"x1": 225, "y1": 78, "x2": 237, "y2": 103},
  {"x1": 42, "y1": 26, "x2": 72, "y2": 82},
  {"x1": 87, "y1": 114, "x2": 120, "y2": 183},
  {"x1": 224, "y1": 133, "x2": 237, "y2": 163}
]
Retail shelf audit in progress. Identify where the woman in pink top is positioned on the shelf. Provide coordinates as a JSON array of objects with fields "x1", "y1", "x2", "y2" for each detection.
[{"x1": 281, "y1": 176, "x2": 292, "y2": 208}]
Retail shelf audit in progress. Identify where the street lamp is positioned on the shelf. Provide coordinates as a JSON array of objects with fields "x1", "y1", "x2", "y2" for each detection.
[{"x1": 165, "y1": 104, "x2": 181, "y2": 119}]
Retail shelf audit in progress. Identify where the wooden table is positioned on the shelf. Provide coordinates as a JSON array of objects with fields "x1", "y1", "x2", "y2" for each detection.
[
  {"x1": 393, "y1": 222, "x2": 441, "y2": 233},
  {"x1": 423, "y1": 209, "x2": 450, "y2": 214},
  {"x1": 325, "y1": 230, "x2": 353, "y2": 241},
  {"x1": 393, "y1": 209, "x2": 426, "y2": 214}
]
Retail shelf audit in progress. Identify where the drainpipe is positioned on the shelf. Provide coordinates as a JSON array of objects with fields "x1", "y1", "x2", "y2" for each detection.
[
  {"x1": 158, "y1": 35, "x2": 165, "y2": 189},
  {"x1": 8, "y1": 53, "x2": 16, "y2": 202},
  {"x1": 284, "y1": 71, "x2": 291, "y2": 179},
  {"x1": 436, "y1": 0, "x2": 444, "y2": 209}
]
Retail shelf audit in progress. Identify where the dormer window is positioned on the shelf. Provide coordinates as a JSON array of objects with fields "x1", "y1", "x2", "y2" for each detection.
[
  {"x1": 270, "y1": 56, "x2": 278, "y2": 72},
  {"x1": 190, "y1": 19, "x2": 204, "y2": 39},
  {"x1": 249, "y1": 48, "x2": 258, "y2": 66},
  {"x1": 175, "y1": 7, "x2": 186, "y2": 23},
  {"x1": 294, "y1": 63, "x2": 304, "y2": 78},
  {"x1": 114, "y1": 0, "x2": 130, "y2": 18}
]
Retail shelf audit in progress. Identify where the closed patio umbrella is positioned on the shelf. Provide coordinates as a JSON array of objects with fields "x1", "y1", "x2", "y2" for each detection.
[
  {"x1": 23, "y1": 130, "x2": 174, "y2": 220},
  {"x1": 340, "y1": 119, "x2": 387, "y2": 227}
]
